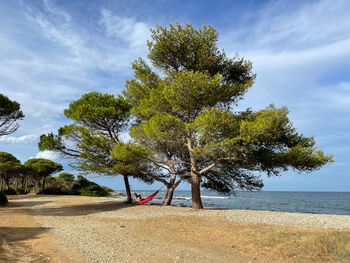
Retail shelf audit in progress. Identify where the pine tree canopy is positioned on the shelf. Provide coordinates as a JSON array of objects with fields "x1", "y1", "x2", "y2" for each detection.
[{"x1": 121, "y1": 23, "x2": 333, "y2": 208}]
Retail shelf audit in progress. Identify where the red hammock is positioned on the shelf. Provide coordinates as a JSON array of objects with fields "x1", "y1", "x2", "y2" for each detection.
[
  {"x1": 134, "y1": 190, "x2": 160, "y2": 204},
  {"x1": 132, "y1": 185, "x2": 165, "y2": 204}
]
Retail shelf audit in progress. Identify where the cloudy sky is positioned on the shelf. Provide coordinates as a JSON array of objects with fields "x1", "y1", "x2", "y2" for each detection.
[{"x1": 0, "y1": 0, "x2": 349, "y2": 191}]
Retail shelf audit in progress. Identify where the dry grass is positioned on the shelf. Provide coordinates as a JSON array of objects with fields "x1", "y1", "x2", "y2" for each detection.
[{"x1": 132, "y1": 215, "x2": 350, "y2": 263}]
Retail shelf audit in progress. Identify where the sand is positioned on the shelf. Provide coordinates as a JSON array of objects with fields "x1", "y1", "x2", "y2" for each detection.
[{"x1": 1, "y1": 195, "x2": 349, "y2": 263}]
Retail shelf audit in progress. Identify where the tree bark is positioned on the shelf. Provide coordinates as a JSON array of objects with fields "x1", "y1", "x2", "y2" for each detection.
[
  {"x1": 162, "y1": 185, "x2": 175, "y2": 206},
  {"x1": 123, "y1": 175, "x2": 132, "y2": 204},
  {"x1": 191, "y1": 173, "x2": 203, "y2": 209},
  {"x1": 42, "y1": 176, "x2": 47, "y2": 193},
  {"x1": 5, "y1": 179, "x2": 10, "y2": 191},
  {"x1": 21, "y1": 177, "x2": 26, "y2": 194},
  {"x1": 187, "y1": 137, "x2": 203, "y2": 209}
]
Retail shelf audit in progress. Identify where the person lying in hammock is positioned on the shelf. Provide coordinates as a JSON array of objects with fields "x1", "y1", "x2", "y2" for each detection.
[
  {"x1": 133, "y1": 190, "x2": 160, "y2": 204},
  {"x1": 135, "y1": 193, "x2": 142, "y2": 202}
]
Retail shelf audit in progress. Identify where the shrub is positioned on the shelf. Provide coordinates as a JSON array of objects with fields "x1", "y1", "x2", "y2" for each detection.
[
  {"x1": 80, "y1": 184, "x2": 108, "y2": 197},
  {"x1": 72, "y1": 176, "x2": 108, "y2": 197},
  {"x1": 0, "y1": 193, "x2": 8, "y2": 205},
  {"x1": 43, "y1": 186, "x2": 70, "y2": 195},
  {"x1": 0, "y1": 189, "x2": 17, "y2": 195},
  {"x1": 101, "y1": 186, "x2": 114, "y2": 192}
]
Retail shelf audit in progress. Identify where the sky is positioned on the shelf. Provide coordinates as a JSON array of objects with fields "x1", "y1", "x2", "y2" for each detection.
[{"x1": 0, "y1": 0, "x2": 349, "y2": 192}]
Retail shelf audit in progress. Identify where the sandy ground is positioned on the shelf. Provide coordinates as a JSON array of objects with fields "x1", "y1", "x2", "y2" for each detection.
[
  {"x1": 0, "y1": 198, "x2": 86, "y2": 263},
  {"x1": 1, "y1": 195, "x2": 350, "y2": 263}
]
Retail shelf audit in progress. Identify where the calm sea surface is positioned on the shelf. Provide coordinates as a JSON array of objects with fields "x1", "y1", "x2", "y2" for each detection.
[{"x1": 118, "y1": 190, "x2": 350, "y2": 215}]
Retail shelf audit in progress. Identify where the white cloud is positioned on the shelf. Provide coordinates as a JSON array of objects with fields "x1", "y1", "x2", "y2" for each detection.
[
  {"x1": 24, "y1": 1, "x2": 150, "y2": 74},
  {"x1": 220, "y1": 1, "x2": 350, "y2": 138},
  {"x1": 226, "y1": 0, "x2": 350, "y2": 52},
  {"x1": 34, "y1": 150, "x2": 60, "y2": 160},
  {"x1": 99, "y1": 8, "x2": 150, "y2": 49},
  {"x1": 0, "y1": 134, "x2": 37, "y2": 143},
  {"x1": 0, "y1": 0, "x2": 155, "y2": 148}
]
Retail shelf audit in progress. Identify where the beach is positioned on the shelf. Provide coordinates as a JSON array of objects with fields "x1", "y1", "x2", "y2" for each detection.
[{"x1": 1, "y1": 195, "x2": 350, "y2": 262}]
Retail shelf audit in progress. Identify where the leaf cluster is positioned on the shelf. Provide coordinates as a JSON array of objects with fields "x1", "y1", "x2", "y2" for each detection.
[{"x1": 0, "y1": 94, "x2": 24, "y2": 136}]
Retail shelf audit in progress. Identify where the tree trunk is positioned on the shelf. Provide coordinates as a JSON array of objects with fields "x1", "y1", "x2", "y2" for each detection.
[
  {"x1": 21, "y1": 177, "x2": 26, "y2": 194},
  {"x1": 42, "y1": 176, "x2": 47, "y2": 193},
  {"x1": 162, "y1": 185, "x2": 175, "y2": 206},
  {"x1": 6, "y1": 179, "x2": 10, "y2": 191},
  {"x1": 191, "y1": 173, "x2": 203, "y2": 209},
  {"x1": 123, "y1": 175, "x2": 132, "y2": 204},
  {"x1": 36, "y1": 180, "x2": 40, "y2": 191}
]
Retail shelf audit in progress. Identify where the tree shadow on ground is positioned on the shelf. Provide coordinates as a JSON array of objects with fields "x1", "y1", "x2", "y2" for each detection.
[
  {"x1": 32, "y1": 201, "x2": 134, "y2": 217},
  {"x1": 0, "y1": 226, "x2": 50, "y2": 263},
  {"x1": 7, "y1": 194, "x2": 139, "y2": 217},
  {"x1": 7, "y1": 194, "x2": 51, "y2": 200}
]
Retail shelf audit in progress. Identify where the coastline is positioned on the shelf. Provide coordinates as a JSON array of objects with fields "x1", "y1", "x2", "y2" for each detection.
[{"x1": 2, "y1": 195, "x2": 350, "y2": 262}]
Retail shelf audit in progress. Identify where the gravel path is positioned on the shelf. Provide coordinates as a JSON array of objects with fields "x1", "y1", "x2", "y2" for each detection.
[
  {"x1": 10, "y1": 195, "x2": 350, "y2": 263},
  {"x1": 94, "y1": 197, "x2": 350, "y2": 230}
]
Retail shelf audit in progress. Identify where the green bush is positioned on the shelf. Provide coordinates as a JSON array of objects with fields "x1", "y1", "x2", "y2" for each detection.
[
  {"x1": 101, "y1": 186, "x2": 114, "y2": 192},
  {"x1": 43, "y1": 186, "x2": 70, "y2": 195},
  {"x1": 0, "y1": 189, "x2": 17, "y2": 195},
  {"x1": 80, "y1": 184, "x2": 108, "y2": 197},
  {"x1": 71, "y1": 176, "x2": 108, "y2": 197},
  {"x1": 0, "y1": 193, "x2": 8, "y2": 205}
]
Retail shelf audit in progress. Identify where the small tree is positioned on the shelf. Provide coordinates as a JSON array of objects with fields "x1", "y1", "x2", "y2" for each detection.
[
  {"x1": 123, "y1": 23, "x2": 333, "y2": 209},
  {"x1": 0, "y1": 94, "x2": 24, "y2": 136},
  {"x1": 39, "y1": 92, "x2": 151, "y2": 203},
  {"x1": 0, "y1": 152, "x2": 23, "y2": 190},
  {"x1": 24, "y1": 158, "x2": 63, "y2": 193},
  {"x1": 56, "y1": 172, "x2": 75, "y2": 191}
]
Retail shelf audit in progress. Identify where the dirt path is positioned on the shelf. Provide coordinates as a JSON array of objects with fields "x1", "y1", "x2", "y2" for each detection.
[
  {"x1": 4, "y1": 195, "x2": 250, "y2": 263},
  {"x1": 0, "y1": 197, "x2": 87, "y2": 263}
]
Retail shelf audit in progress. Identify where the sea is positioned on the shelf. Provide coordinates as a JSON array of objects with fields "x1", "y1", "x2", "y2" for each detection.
[{"x1": 117, "y1": 190, "x2": 350, "y2": 215}]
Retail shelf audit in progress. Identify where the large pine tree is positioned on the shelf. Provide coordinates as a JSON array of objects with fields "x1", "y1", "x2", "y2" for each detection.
[{"x1": 122, "y1": 23, "x2": 333, "y2": 209}]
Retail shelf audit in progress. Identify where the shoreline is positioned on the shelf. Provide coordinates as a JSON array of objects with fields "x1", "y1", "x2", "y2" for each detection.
[{"x1": 108, "y1": 193, "x2": 350, "y2": 217}]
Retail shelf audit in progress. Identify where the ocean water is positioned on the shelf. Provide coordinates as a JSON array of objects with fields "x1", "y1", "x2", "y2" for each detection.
[{"x1": 119, "y1": 190, "x2": 350, "y2": 215}]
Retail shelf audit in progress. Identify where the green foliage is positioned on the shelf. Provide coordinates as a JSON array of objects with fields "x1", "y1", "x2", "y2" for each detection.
[
  {"x1": 42, "y1": 173, "x2": 75, "y2": 194},
  {"x1": 0, "y1": 93, "x2": 24, "y2": 136},
  {"x1": 38, "y1": 92, "x2": 139, "y2": 178},
  {"x1": 38, "y1": 132, "x2": 63, "y2": 152},
  {"x1": 64, "y1": 92, "x2": 131, "y2": 136},
  {"x1": 101, "y1": 186, "x2": 114, "y2": 192},
  {"x1": 0, "y1": 193, "x2": 8, "y2": 205},
  {"x1": 0, "y1": 152, "x2": 24, "y2": 190},
  {"x1": 0, "y1": 151, "x2": 20, "y2": 163},
  {"x1": 24, "y1": 158, "x2": 63, "y2": 192},
  {"x1": 79, "y1": 184, "x2": 108, "y2": 197},
  {"x1": 0, "y1": 189, "x2": 17, "y2": 195},
  {"x1": 111, "y1": 142, "x2": 153, "y2": 181},
  {"x1": 72, "y1": 176, "x2": 108, "y2": 197},
  {"x1": 57, "y1": 172, "x2": 74, "y2": 184},
  {"x1": 123, "y1": 23, "x2": 333, "y2": 208},
  {"x1": 43, "y1": 186, "x2": 70, "y2": 195},
  {"x1": 24, "y1": 158, "x2": 63, "y2": 177}
]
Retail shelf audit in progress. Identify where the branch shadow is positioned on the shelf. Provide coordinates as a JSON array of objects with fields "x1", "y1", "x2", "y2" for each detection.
[
  {"x1": 8, "y1": 194, "x2": 137, "y2": 217},
  {"x1": 34, "y1": 201, "x2": 134, "y2": 217},
  {"x1": 0, "y1": 226, "x2": 51, "y2": 263}
]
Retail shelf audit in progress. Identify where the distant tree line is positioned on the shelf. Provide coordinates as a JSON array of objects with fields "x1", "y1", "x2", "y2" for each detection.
[{"x1": 0, "y1": 151, "x2": 109, "y2": 197}]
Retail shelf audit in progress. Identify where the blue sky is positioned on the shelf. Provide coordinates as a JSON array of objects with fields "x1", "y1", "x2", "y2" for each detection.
[{"x1": 0, "y1": 0, "x2": 349, "y2": 191}]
